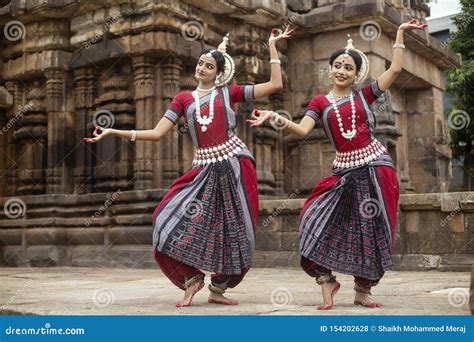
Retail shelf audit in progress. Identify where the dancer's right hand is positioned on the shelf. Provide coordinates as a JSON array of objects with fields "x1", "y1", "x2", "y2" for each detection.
[
  {"x1": 268, "y1": 25, "x2": 294, "y2": 45},
  {"x1": 82, "y1": 126, "x2": 113, "y2": 143},
  {"x1": 246, "y1": 109, "x2": 276, "y2": 127}
]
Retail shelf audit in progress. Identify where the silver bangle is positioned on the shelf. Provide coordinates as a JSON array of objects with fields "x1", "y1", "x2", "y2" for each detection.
[
  {"x1": 130, "y1": 129, "x2": 137, "y2": 142},
  {"x1": 393, "y1": 43, "x2": 405, "y2": 49},
  {"x1": 270, "y1": 59, "x2": 281, "y2": 65}
]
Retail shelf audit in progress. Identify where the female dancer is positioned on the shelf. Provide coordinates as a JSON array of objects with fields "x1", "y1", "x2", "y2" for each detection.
[
  {"x1": 248, "y1": 20, "x2": 426, "y2": 309},
  {"x1": 84, "y1": 27, "x2": 293, "y2": 307}
]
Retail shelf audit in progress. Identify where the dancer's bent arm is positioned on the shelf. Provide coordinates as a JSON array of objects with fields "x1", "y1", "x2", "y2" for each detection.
[
  {"x1": 82, "y1": 117, "x2": 175, "y2": 143},
  {"x1": 247, "y1": 110, "x2": 315, "y2": 139}
]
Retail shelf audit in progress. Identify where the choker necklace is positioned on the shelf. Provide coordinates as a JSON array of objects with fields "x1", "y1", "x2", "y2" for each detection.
[
  {"x1": 196, "y1": 86, "x2": 216, "y2": 92},
  {"x1": 192, "y1": 89, "x2": 216, "y2": 132},
  {"x1": 329, "y1": 91, "x2": 351, "y2": 101},
  {"x1": 328, "y1": 90, "x2": 357, "y2": 140}
]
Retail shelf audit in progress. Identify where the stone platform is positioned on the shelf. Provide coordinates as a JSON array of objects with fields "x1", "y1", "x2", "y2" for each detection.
[{"x1": 0, "y1": 267, "x2": 470, "y2": 316}]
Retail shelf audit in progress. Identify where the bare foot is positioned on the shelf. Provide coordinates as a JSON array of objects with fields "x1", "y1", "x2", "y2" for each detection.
[
  {"x1": 317, "y1": 281, "x2": 341, "y2": 310},
  {"x1": 354, "y1": 292, "x2": 383, "y2": 308},
  {"x1": 208, "y1": 292, "x2": 239, "y2": 305},
  {"x1": 175, "y1": 279, "x2": 204, "y2": 308}
]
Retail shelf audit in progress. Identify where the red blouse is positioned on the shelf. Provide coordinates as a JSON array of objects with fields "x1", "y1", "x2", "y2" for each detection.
[
  {"x1": 164, "y1": 85, "x2": 254, "y2": 148},
  {"x1": 305, "y1": 80, "x2": 385, "y2": 152}
]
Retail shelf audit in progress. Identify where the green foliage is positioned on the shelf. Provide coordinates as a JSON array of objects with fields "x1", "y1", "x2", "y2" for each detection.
[{"x1": 445, "y1": 0, "x2": 474, "y2": 159}]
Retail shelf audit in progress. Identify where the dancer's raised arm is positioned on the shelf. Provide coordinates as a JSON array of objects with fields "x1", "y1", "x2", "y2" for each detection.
[
  {"x1": 377, "y1": 19, "x2": 427, "y2": 92},
  {"x1": 253, "y1": 26, "x2": 294, "y2": 99}
]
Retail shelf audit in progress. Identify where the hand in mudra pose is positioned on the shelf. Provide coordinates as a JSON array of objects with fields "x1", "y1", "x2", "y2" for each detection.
[
  {"x1": 82, "y1": 126, "x2": 114, "y2": 143},
  {"x1": 246, "y1": 109, "x2": 278, "y2": 127},
  {"x1": 398, "y1": 18, "x2": 427, "y2": 31}
]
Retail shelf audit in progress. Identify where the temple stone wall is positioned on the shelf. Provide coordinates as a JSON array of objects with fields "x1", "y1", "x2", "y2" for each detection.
[
  {"x1": 1, "y1": 192, "x2": 472, "y2": 271},
  {"x1": 0, "y1": 0, "x2": 469, "y2": 270}
]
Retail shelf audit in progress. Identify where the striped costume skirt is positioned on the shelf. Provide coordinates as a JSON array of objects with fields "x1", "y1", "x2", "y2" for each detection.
[
  {"x1": 299, "y1": 160, "x2": 399, "y2": 282},
  {"x1": 152, "y1": 156, "x2": 258, "y2": 275}
]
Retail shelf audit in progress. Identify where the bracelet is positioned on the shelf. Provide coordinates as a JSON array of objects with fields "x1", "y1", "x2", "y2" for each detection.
[
  {"x1": 130, "y1": 129, "x2": 137, "y2": 142},
  {"x1": 271, "y1": 111, "x2": 280, "y2": 120},
  {"x1": 270, "y1": 59, "x2": 281, "y2": 65},
  {"x1": 393, "y1": 43, "x2": 405, "y2": 49}
]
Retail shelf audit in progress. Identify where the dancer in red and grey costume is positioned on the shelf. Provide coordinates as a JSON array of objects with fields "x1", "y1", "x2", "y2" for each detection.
[
  {"x1": 84, "y1": 27, "x2": 293, "y2": 307},
  {"x1": 248, "y1": 19, "x2": 426, "y2": 310}
]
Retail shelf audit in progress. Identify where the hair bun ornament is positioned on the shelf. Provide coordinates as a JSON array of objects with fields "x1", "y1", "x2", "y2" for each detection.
[
  {"x1": 345, "y1": 34, "x2": 369, "y2": 84},
  {"x1": 215, "y1": 33, "x2": 235, "y2": 87}
]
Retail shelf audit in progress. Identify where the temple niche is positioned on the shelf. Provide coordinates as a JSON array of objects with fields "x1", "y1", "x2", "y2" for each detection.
[{"x1": 1, "y1": 0, "x2": 470, "y2": 271}]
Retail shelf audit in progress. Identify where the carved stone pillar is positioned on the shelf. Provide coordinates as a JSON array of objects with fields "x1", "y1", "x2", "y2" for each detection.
[
  {"x1": 15, "y1": 81, "x2": 48, "y2": 195},
  {"x1": 73, "y1": 67, "x2": 96, "y2": 194},
  {"x1": 0, "y1": 86, "x2": 13, "y2": 197},
  {"x1": 93, "y1": 72, "x2": 135, "y2": 192},
  {"x1": 45, "y1": 69, "x2": 66, "y2": 194},
  {"x1": 133, "y1": 56, "x2": 156, "y2": 190},
  {"x1": 4, "y1": 81, "x2": 23, "y2": 196},
  {"x1": 269, "y1": 92, "x2": 285, "y2": 196},
  {"x1": 160, "y1": 57, "x2": 182, "y2": 187}
]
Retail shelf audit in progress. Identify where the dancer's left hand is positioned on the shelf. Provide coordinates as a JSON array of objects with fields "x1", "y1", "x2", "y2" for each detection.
[
  {"x1": 399, "y1": 18, "x2": 427, "y2": 32},
  {"x1": 268, "y1": 25, "x2": 295, "y2": 44}
]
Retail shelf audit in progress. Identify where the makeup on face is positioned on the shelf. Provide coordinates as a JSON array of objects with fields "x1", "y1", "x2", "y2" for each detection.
[
  {"x1": 331, "y1": 55, "x2": 356, "y2": 83},
  {"x1": 195, "y1": 55, "x2": 217, "y2": 79}
]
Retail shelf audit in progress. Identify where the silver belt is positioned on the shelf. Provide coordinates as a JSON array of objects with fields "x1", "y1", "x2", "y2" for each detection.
[
  {"x1": 333, "y1": 139, "x2": 387, "y2": 169},
  {"x1": 192, "y1": 135, "x2": 246, "y2": 167}
]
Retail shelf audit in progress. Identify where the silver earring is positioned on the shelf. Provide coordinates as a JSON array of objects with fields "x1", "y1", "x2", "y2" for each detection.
[{"x1": 215, "y1": 73, "x2": 222, "y2": 85}]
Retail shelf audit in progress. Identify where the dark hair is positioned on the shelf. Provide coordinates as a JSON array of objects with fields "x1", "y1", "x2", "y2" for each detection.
[
  {"x1": 200, "y1": 48, "x2": 225, "y2": 73},
  {"x1": 329, "y1": 48, "x2": 362, "y2": 72}
]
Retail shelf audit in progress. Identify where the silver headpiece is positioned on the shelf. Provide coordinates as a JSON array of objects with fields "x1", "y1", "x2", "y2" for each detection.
[
  {"x1": 344, "y1": 34, "x2": 369, "y2": 84},
  {"x1": 212, "y1": 34, "x2": 235, "y2": 87}
]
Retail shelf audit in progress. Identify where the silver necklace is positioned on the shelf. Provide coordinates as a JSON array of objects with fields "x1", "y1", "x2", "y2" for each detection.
[
  {"x1": 328, "y1": 90, "x2": 357, "y2": 140},
  {"x1": 192, "y1": 89, "x2": 216, "y2": 132}
]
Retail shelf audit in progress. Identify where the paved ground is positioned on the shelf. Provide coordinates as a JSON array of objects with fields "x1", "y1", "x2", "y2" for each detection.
[{"x1": 0, "y1": 267, "x2": 470, "y2": 315}]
